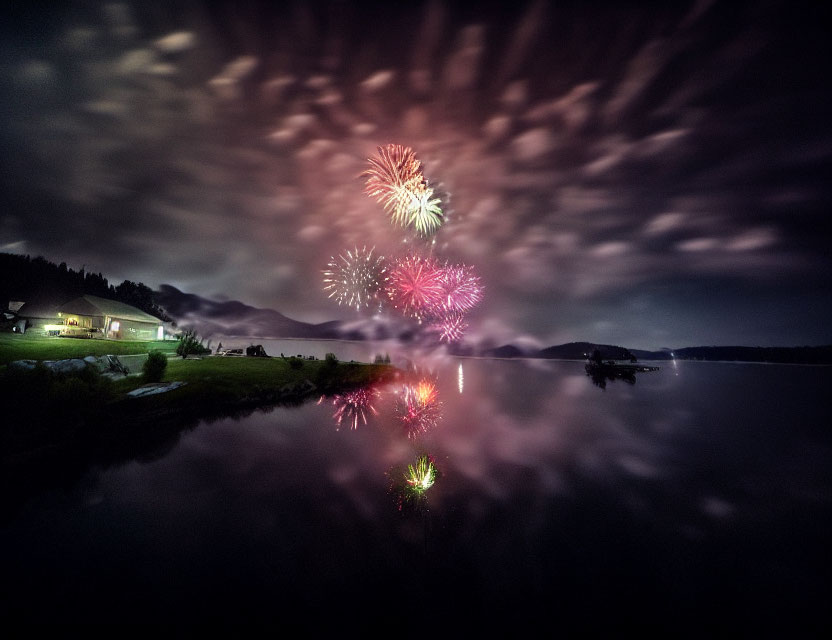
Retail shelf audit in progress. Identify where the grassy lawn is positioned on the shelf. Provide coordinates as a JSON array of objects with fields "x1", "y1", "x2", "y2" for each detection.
[
  {"x1": 112, "y1": 356, "x2": 395, "y2": 397},
  {"x1": 2, "y1": 332, "x2": 395, "y2": 401},
  {"x1": 0, "y1": 332, "x2": 177, "y2": 365},
  {"x1": 2, "y1": 346, "x2": 397, "y2": 456},
  {"x1": 105, "y1": 356, "x2": 398, "y2": 425}
]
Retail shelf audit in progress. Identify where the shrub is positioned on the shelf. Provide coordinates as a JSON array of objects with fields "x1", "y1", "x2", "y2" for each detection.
[
  {"x1": 176, "y1": 328, "x2": 210, "y2": 358},
  {"x1": 143, "y1": 350, "x2": 168, "y2": 383},
  {"x1": 324, "y1": 352, "x2": 338, "y2": 366},
  {"x1": 288, "y1": 356, "x2": 303, "y2": 369}
]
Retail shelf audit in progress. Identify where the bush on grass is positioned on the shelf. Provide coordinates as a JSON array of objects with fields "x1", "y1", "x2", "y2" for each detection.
[
  {"x1": 176, "y1": 328, "x2": 211, "y2": 359},
  {"x1": 143, "y1": 350, "x2": 168, "y2": 383}
]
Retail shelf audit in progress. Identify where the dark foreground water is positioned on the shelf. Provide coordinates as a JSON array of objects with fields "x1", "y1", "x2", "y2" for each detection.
[{"x1": 2, "y1": 351, "x2": 830, "y2": 634}]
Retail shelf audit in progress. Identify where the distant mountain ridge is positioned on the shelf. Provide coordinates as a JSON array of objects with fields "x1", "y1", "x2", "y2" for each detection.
[
  {"x1": 154, "y1": 286, "x2": 832, "y2": 364},
  {"x1": 154, "y1": 285, "x2": 407, "y2": 342},
  {"x1": 537, "y1": 342, "x2": 636, "y2": 361},
  {"x1": 471, "y1": 342, "x2": 636, "y2": 361},
  {"x1": 632, "y1": 345, "x2": 832, "y2": 365},
  {"x1": 477, "y1": 342, "x2": 832, "y2": 364}
]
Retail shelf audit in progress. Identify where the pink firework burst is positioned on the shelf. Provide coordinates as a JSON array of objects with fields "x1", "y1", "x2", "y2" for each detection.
[
  {"x1": 439, "y1": 263, "x2": 483, "y2": 313},
  {"x1": 386, "y1": 253, "x2": 444, "y2": 320},
  {"x1": 324, "y1": 386, "x2": 380, "y2": 430},
  {"x1": 432, "y1": 311, "x2": 469, "y2": 343},
  {"x1": 395, "y1": 380, "x2": 442, "y2": 438}
]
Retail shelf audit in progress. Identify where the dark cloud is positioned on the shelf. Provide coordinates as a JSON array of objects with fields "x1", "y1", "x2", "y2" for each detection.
[{"x1": 1, "y1": 0, "x2": 830, "y2": 348}]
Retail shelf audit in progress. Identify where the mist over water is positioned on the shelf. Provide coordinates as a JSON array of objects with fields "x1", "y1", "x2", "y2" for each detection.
[{"x1": 1, "y1": 352, "x2": 829, "y2": 632}]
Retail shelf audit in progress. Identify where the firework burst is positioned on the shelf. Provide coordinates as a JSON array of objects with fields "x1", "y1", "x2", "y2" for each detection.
[
  {"x1": 361, "y1": 144, "x2": 443, "y2": 236},
  {"x1": 404, "y1": 185, "x2": 443, "y2": 237},
  {"x1": 387, "y1": 453, "x2": 440, "y2": 513},
  {"x1": 322, "y1": 246, "x2": 388, "y2": 311},
  {"x1": 405, "y1": 455, "x2": 437, "y2": 494},
  {"x1": 439, "y1": 263, "x2": 483, "y2": 313},
  {"x1": 362, "y1": 143, "x2": 424, "y2": 216},
  {"x1": 395, "y1": 379, "x2": 442, "y2": 438},
  {"x1": 432, "y1": 311, "x2": 469, "y2": 343},
  {"x1": 385, "y1": 253, "x2": 444, "y2": 320},
  {"x1": 320, "y1": 386, "x2": 380, "y2": 430}
]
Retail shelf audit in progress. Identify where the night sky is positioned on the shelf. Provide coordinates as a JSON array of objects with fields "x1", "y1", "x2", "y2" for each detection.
[{"x1": 1, "y1": 0, "x2": 830, "y2": 350}]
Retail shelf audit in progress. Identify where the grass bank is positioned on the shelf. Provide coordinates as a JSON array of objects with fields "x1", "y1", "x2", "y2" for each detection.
[
  {"x1": 0, "y1": 332, "x2": 176, "y2": 365},
  {"x1": 1, "y1": 337, "x2": 398, "y2": 457},
  {"x1": 111, "y1": 355, "x2": 397, "y2": 414}
]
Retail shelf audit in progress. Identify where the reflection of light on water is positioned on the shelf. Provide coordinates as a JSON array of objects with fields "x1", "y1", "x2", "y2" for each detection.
[
  {"x1": 319, "y1": 387, "x2": 379, "y2": 430},
  {"x1": 406, "y1": 455, "x2": 436, "y2": 493},
  {"x1": 389, "y1": 454, "x2": 439, "y2": 513},
  {"x1": 672, "y1": 354, "x2": 678, "y2": 376},
  {"x1": 458, "y1": 363, "x2": 464, "y2": 394},
  {"x1": 414, "y1": 380, "x2": 438, "y2": 404},
  {"x1": 396, "y1": 378, "x2": 442, "y2": 438}
]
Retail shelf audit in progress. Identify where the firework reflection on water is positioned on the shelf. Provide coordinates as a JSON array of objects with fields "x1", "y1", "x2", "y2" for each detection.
[
  {"x1": 319, "y1": 385, "x2": 381, "y2": 431},
  {"x1": 395, "y1": 377, "x2": 443, "y2": 438}
]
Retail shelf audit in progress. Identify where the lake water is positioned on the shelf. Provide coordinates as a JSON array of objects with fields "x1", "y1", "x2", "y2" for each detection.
[{"x1": 1, "y1": 345, "x2": 830, "y2": 634}]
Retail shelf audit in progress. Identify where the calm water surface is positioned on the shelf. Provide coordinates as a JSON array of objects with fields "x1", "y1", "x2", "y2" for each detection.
[{"x1": 2, "y1": 346, "x2": 830, "y2": 633}]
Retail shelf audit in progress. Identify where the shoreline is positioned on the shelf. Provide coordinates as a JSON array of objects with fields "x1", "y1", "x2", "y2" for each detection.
[
  {"x1": 203, "y1": 337, "x2": 832, "y2": 366},
  {"x1": 1, "y1": 352, "x2": 399, "y2": 461},
  {"x1": 4, "y1": 332, "x2": 830, "y2": 370}
]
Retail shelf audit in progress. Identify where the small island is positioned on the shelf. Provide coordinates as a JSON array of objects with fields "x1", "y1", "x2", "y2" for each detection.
[{"x1": 584, "y1": 347, "x2": 660, "y2": 389}]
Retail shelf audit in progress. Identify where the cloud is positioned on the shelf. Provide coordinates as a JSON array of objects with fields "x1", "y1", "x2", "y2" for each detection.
[
  {"x1": 644, "y1": 212, "x2": 687, "y2": 235},
  {"x1": 590, "y1": 241, "x2": 630, "y2": 258},
  {"x1": 511, "y1": 127, "x2": 554, "y2": 163},
  {"x1": 360, "y1": 70, "x2": 396, "y2": 92},
  {"x1": 677, "y1": 237, "x2": 719, "y2": 252},
  {"x1": 1, "y1": 0, "x2": 829, "y2": 348},
  {"x1": 154, "y1": 31, "x2": 196, "y2": 54},
  {"x1": 604, "y1": 38, "x2": 674, "y2": 123},
  {"x1": 725, "y1": 227, "x2": 777, "y2": 252},
  {"x1": 442, "y1": 24, "x2": 485, "y2": 91}
]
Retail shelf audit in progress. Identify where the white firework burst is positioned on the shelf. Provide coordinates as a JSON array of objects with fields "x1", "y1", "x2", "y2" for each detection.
[{"x1": 322, "y1": 246, "x2": 389, "y2": 311}]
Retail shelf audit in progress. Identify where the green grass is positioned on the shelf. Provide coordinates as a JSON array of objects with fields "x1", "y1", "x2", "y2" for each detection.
[
  {"x1": 113, "y1": 356, "x2": 395, "y2": 400},
  {"x1": 106, "y1": 356, "x2": 398, "y2": 427},
  {"x1": 1, "y1": 332, "x2": 395, "y2": 402},
  {"x1": 0, "y1": 332, "x2": 177, "y2": 365},
  {"x1": 2, "y1": 349, "x2": 397, "y2": 456}
]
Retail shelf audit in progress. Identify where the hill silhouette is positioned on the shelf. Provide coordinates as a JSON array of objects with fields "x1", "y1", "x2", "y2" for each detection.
[
  {"x1": 4, "y1": 251, "x2": 826, "y2": 365},
  {"x1": 1, "y1": 252, "x2": 170, "y2": 321},
  {"x1": 152, "y1": 287, "x2": 832, "y2": 364}
]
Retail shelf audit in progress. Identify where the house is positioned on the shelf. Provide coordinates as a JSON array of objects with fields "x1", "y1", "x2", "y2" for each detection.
[
  {"x1": 57, "y1": 294, "x2": 164, "y2": 340},
  {"x1": 15, "y1": 300, "x2": 64, "y2": 334}
]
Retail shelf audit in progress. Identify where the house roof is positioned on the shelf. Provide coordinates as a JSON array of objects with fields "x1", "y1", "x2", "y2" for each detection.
[
  {"x1": 16, "y1": 300, "x2": 62, "y2": 318},
  {"x1": 59, "y1": 295, "x2": 161, "y2": 324}
]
